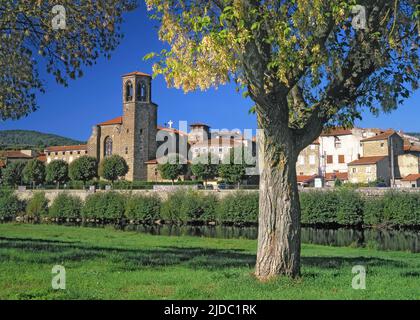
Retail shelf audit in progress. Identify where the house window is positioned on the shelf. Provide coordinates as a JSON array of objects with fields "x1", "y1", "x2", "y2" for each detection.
[
  {"x1": 327, "y1": 155, "x2": 333, "y2": 164},
  {"x1": 338, "y1": 155, "x2": 345, "y2": 164},
  {"x1": 366, "y1": 167, "x2": 372, "y2": 173},
  {"x1": 104, "y1": 136, "x2": 113, "y2": 157},
  {"x1": 309, "y1": 155, "x2": 316, "y2": 165},
  {"x1": 125, "y1": 147, "x2": 129, "y2": 155},
  {"x1": 352, "y1": 168, "x2": 357, "y2": 173},
  {"x1": 335, "y1": 139, "x2": 342, "y2": 149},
  {"x1": 380, "y1": 143, "x2": 385, "y2": 147}
]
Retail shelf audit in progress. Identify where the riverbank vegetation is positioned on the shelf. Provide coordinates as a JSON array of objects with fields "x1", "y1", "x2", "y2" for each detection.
[{"x1": 1, "y1": 188, "x2": 419, "y2": 228}]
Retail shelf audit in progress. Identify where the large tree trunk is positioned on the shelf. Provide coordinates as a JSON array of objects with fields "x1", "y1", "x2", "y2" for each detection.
[{"x1": 255, "y1": 117, "x2": 301, "y2": 280}]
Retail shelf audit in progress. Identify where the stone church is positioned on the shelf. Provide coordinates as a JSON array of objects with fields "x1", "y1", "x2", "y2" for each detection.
[
  {"x1": 87, "y1": 71, "x2": 158, "y2": 181},
  {"x1": 44, "y1": 71, "x2": 255, "y2": 182}
]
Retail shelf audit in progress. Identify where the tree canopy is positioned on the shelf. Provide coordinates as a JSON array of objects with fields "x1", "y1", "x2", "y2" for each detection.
[
  {"x1": 0, "y1": 0, "x2": 136, "y2": 120},
  {"x1": 99, "y1": 155, "x2": 129, "y2": 183},
  {"x1": 146, "y1": 0, "x2": 419, "y2": 146}
]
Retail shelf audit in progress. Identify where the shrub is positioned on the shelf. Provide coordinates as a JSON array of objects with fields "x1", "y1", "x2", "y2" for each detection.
[
  {"x1": 216, "y1": 191, "x2": 258, "y2": 224},
  {"x1": 161, "y1": 190, "x2": 187, "y2": 222},
  {"x1": 46, "y1": 160, "x2": 69, "y2": 188},
  {"x1": 82, "y1": 192, "x2": 126, "y2": 220},
  {"x1": 125, "y1": 194, "x2": 161, "y2": 221},
  {"x1": 99, "y1": 155, "x2": 129, "y2": 183},
  {"x1": 336, "y1": 189, "x2": 364, "y2": 226},
  {"x1": 300, "y1": 191, "x2": 338, "y2": 225},
  {"x1": 383, "y1": 191, "x2": 419, "y2": 226},
  {"x1": 364, "y1": 197, "x2": 385, "y2": 226},
  {"x1": 1, "y1": 161, "x2": 26, "y2": 187},
  {"x1": 161, "y1": 190, "x2": 217, "y2": 222},
  {"x1": 69, "y1": 156, "x2": 98, "y2": 185},
  {"x1": 26, "y1": 192, "x2": 48, "y2": 218},
  {"x1": 49, "y1": 193, "x2": 83, "y2": 219},
  {"x1": 23, "y1": 159, "x2": 46, "y2": 187},
  {"x1": 0, "y1": 189, "x2": 25, "y2": 218}
]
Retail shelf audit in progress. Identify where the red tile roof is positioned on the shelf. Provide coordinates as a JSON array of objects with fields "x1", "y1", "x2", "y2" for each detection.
[
  {"x1": 401, "y1": 174, "x2": 420, "y2": 182},
  {"x1": 45, "y1": 145, "x2": 87, "y2": 152},
  {"x1": 98, "y1": 116, "x2": 123, "y2": 126},
  {"x1": 297, "y1": 175, "x2": 318, "y2": 183},
  {"x1": 325, "y1": 172, "x2": 349, "y2": 181},
  {"x1": 122, "y1": 71, "x2": 151, "y2": 77},
  {"x1": 0, "y1": 151, "x2": 32, "y2": 159},
  {"x1": 37, "y1": 153, "x2": 47, "y2": 162},
  {"x1": 348, "y1": 156, "x2": 388, "y2": 166},
  {"x1": 157, "y1": 126, "x2": 188, "y2": 136},
  {"x1": 361, "y1": 130, "x2": 397, "y2": 142},
  {"x1": 321, "y1": 128, "x2": 353, "y2": 136},
  {"x1": 404, "y1": 145, "x2": 420, "y2": 152}
]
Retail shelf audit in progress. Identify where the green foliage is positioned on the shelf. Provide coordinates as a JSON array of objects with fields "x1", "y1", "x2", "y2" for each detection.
[
  {"x1": 99, "y1": 155, "x2": 129, "y2": 182},
  {"x1": 26, "y1": 192, "x2": 48, "y2": 218},
  {"x1": 69, "y1": 156, "x2": 98, "y2": 184},
  {"x1": 382, "y1": 192, "x2": 420, "y2": 226},
  {"x1": 300, "y1": 191, "x2": 338, "y2": 225},
  {"x1": 49, "y1": 193, "x2": 82, "y2": 219},
  {"x1": 157, "y1": 156, "x2": 187, "y2": 183},
  {"x1": 0, "y1": 130, "x2": 84, "y2": 149},
  {"x1": 0, "y1": 1, "x2": 136, "y2": 120},
  {"x1": 0, "y1": 188, "x2": 25, "y2": 218},
  {"x1": 161, "y1": 190, "x2": 216, "y2": 222},
  {"x1": 336, "y1": 189, "x2": 364, "y2": 226},
  {"x1": 23, "y1": 159, "x2": 46, "y2": 187},
  {"x1": 1, "y1": 161, "x2": 26, "y2": 186},
  {"x1": 191, "y1": 153, "x2": 219, "y2": 184},
  {"x1": 82, "y1": 192, "x2": 126, "y2": 220},
  {"x1": 46, "y1": 160, "x2": 69, "y2": 187},
  {"x1": 218, "y1": 148, "x2": 247, "y2": 186},
  {"x1": 216, "y1": 192, "x2": 259, "y2": 224},
  {"x1": 125, "y1": 194, "x2": 161, "y2": 221},
  {"x1": 364, "y1": 197, "x2": 385, "y2": 226}
]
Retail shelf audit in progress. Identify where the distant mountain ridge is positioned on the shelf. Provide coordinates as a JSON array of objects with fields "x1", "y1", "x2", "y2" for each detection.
[
  {"x1": 0, "y1": 130, "x2": 85, "y2": 150},
  {"x1": 406, "y1": 132, "x2": 420, "y2": 139}
]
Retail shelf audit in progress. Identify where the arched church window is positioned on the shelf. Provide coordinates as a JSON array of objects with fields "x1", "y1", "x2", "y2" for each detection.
[
  {"x1": 125, "y1": 81, "x2": 133, "y2": 102},
  {"x1": 104, "y1": 137, "x2": 113, "y2": 157},
  {"x1": 137, "y1": 81, "x2": 147, "y2": 102}
]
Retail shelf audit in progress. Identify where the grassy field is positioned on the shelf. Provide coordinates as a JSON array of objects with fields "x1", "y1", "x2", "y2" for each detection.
[{"x1": 0, "y1": 223, "x2": 418, "y2": 300}]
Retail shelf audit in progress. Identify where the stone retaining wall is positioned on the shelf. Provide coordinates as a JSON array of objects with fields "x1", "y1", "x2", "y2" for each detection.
[{"x1": 14, "y1": 187, "x2": 420, "y2": 203}]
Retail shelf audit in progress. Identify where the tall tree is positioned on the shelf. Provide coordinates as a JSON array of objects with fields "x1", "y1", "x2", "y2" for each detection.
[
  {"x1": 1, "y1": 161, "x2": 26, "y2": 187},
  {"x1": 0, "y1": 0, "x2": 136, "y2": 120},
  {"x1": 191, "y1": 152, "x2": 219, "y2": 186},
  {"x1": 69, "y1": 156, "x2": 98, "y2": 186},
  {"x1": 46, "y1": 160, "x2": 69, "y2": 189},
  {"x1": 23, "y1": 159, "x2": 46, "y2": 188},
  {"x1": 99, "y1": 155, "x2": 129, "y2": 184},
  {"x1": 158, "y1": 155, "x2": 187, "y2": 184},
  {"x1": 145, "y1": 0, "x2": 419, "y2": 279}
]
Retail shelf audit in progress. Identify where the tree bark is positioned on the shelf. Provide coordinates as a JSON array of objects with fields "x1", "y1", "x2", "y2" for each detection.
[{"x1": 255, "y1": 113, "x2": 301, "y2": 280}]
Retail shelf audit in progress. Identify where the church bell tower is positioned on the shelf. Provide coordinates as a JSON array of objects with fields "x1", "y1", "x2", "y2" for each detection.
[{"x1": 122, "y1": 71, "x2": 157, "y2": 181}]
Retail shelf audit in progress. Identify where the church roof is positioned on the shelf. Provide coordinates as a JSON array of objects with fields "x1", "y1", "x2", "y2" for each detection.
[
  {"x1": 122, "y1": 71, "x2": 151, "y2": 77},
  {"x1": 98, "y1": 116, "x2": 123, "y2": 126},
  {"x1": 45, "y1": 145, "x2": 88, "y2": 152}
]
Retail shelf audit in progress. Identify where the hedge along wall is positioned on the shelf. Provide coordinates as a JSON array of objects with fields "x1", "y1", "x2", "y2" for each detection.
[{"x1": 3, "y1": 189, "x2": 420, "y2": 227}]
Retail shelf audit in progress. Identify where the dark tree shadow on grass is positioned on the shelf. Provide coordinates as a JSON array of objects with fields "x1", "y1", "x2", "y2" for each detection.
[{"x1": 0, "y1": 236, "x2": 412, "y2": 273}]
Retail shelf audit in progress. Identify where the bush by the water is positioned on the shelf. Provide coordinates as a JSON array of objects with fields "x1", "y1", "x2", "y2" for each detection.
[
  {"x1": 0, "y1": 189, "x2": 25, "y2": 219},
  {"x1": 216, "y1": 191, "x2": 259, "y2": 224},
  {"x1": 82, "y1": 192, "x2": 126, "y2": 220},
  {"x1": 26, "y1": 192, "x2": 48, "y2": 218},
  {"x1": 49, "y1": 193, "x2": 83, "y2": 219},
  {"x1": 125, "y1": 194, "x2": 161, "y2": 222},
  {"x1": 161, "y1": 190, "x2": 217, "y2": 222}
]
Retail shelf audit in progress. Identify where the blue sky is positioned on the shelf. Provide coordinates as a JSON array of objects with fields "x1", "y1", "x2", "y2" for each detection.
[{"x1": 0, "y1": 3, "x2": 419, "y2": 141}]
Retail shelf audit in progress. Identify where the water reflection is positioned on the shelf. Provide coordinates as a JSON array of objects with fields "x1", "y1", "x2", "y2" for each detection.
[{"x1": 123, "y1": 224, "x2": 420, "y2": 253}]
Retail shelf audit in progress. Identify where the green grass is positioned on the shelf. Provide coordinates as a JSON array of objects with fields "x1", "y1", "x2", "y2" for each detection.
[{"x1": 0, "y1": 223, "x2": 419, "y2": 300}]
